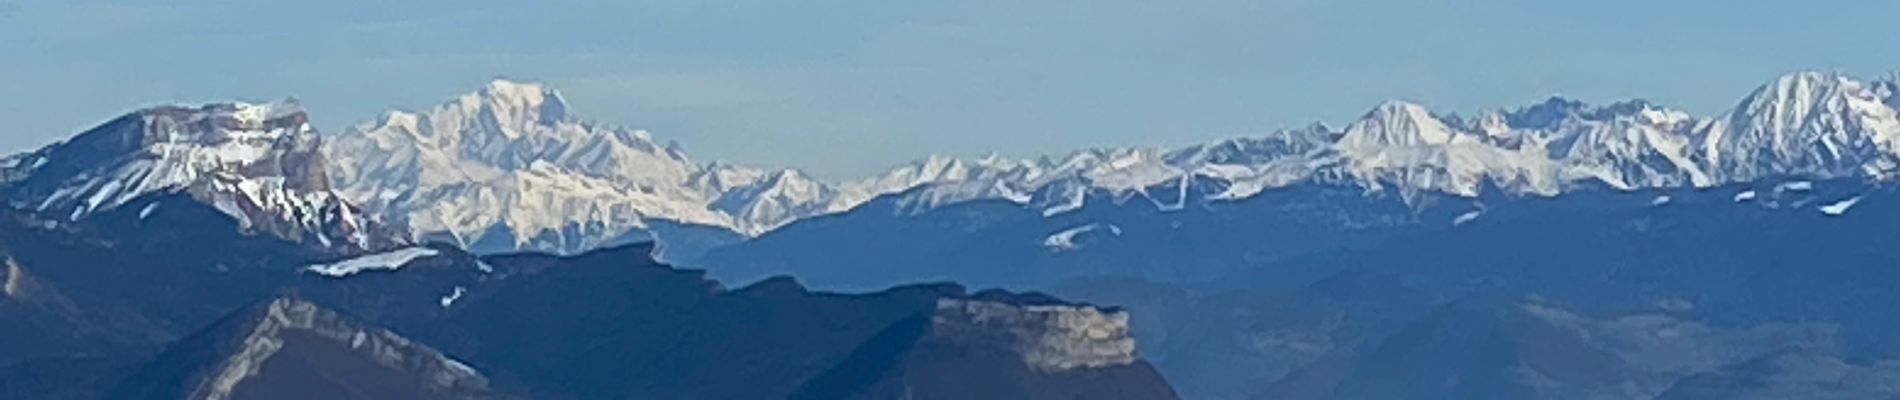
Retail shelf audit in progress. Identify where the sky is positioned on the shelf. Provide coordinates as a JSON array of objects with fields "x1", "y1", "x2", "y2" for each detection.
[{"x1": 2, "y1": 0, "x2": 1898, "y2": 179}]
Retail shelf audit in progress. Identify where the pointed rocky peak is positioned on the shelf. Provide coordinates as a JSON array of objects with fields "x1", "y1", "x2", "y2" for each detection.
[
  {"x1": 1740, "y1": 71, "x2": 1831, "y2": 105},
  {"x1": 1699, "y1": 71, "x2": 1900, "y2": 180},
  {"x1": 1725, "y1": 71, "x2": 1892, "y2": 129},
  {"x1": 1339, "y1": 100, "x2": 1460, "y2": 148}
]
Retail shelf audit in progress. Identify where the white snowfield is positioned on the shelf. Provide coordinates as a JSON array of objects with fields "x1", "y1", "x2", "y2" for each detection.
[
  {"x1": 1043, "y1": 223, "x2": 1121, "y2": 252},
  {"x1": 1819, "y1": 196, "x2": 1863, "y2": 216},
  {"x1": 310, "y1": 71, "x2": 1900, "y2": 254},
  {"x1": 1452, "y1": 209, "x2": 1484, "y2": 226},
  {"x1": 305, "y1": 247, "x2": 441, "y2": 277}
]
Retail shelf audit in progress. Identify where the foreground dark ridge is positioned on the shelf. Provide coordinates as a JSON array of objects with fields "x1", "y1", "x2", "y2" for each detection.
[{"x1": 0, "y1": 198, "x2": 1180, "y2": 400}]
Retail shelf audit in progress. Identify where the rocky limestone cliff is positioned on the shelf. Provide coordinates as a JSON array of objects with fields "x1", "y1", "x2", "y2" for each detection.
[
  {"x1": 931, "y1": 298, "x2": 1138, "y2": 372},
  {"x1": 3, "y1": 102, "x2": 406, "y2": 254}
]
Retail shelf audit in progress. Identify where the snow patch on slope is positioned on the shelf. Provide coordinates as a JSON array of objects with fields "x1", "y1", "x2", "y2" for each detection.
[
  {"x1": 1043, "y1": 223, "x2": 1121, "y2": 252},
  {"x1": 305, "y1": 247, "x2": 440, "y2": 277},
  {"x1": 439, "y1": 286, "x2": 466, "y2": 308},
  {"x1": 1819, "y1": 196, "x2": 1862, "y2": 216}
]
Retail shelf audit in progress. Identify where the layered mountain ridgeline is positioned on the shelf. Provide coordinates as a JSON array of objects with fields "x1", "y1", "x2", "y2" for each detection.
[
  {"x1": 677, "y1": 70, "x2": 1900, "y2": 400},
  {"x1": 6, "y1": 67, "x2": 1899, "y2": 400},
  {"x1": 0, "y1": 196, "x2": 1178, "y2": 399},
  {"x1": 437, "y1": 245, "x2": 1175, "y2": 400},
  {"x1": 704, "y1": 176, "x2": 1900, "y2": 399},
  {"x1": 104, "y1": 297, "x2": 503, "y2": 400},
  {"x1": 321, "y1": 71, "x2": 1900, "y2": 261}
]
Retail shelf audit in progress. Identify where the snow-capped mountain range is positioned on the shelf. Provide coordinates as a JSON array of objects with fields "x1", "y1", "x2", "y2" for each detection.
[
  {"x1": 871, "y1": 71, "x2": 1900, "y2": 212},
  {"x1": 4, "y1": 70, "x2": 1896, "y2": 256},
  {"x1": 334, "y1": 70, "x2": 1892, "y2": 254},
  {"x1": 322, "y1": 80, "x2": 884, "y2": 254},
  {"x1": 0, "y1": 102, "x2": 404, "y2": 254},
  {"x1": 232, "y1": 70, "x2": 1900, "y2": 255}
]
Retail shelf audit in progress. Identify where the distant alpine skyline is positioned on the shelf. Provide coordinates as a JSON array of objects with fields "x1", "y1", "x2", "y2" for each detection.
[{"x1": 3, "y1": 0, "x2": 1898, "y2": 178}]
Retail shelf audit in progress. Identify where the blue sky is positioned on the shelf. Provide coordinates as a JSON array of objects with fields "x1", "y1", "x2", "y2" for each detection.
[{"x1": 3, "y1": 0, "x2": 1898, "y2": 178}]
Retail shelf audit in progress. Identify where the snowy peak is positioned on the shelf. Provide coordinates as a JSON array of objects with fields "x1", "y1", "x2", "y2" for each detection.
[
  {"x1": 2, "y1": 102, "x2": 404, "y2": 253},
  {"x1": 1340, "y1": 101, "x2": 1461, "y2": 148},
  {"x1": 713, "y1": 168, "x2": 839, "y2": 234},
  {"x1": 327, "y1": 80, "x2": 841, "y2": 254},
  {"x1": 1730, "y1": 72, "x2": 1878, "y2": 133},
  {"x1": 475, "y1": 78, "x2": 571, "y2": 132},
  {"x1": 865, "y1": 70, "x2": 1900, "y2": 216},
  {"x1": 1700, "y1": 71, "x2": 1900, "y2": 180}
]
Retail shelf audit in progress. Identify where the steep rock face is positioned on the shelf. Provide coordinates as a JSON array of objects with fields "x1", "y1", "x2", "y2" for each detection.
[
  {"x1": 789, "y1": 297, "x2": 1176, "y2": 400},
  {"x1": 2, "y1": 102, "x2": 403, "y2": 254},
  {"x1": 106, "y1": 297, "x2": 500, "y2": 400},
  {"x1": 930, "y1": 298, "x2": 1138, "y2": 372}
]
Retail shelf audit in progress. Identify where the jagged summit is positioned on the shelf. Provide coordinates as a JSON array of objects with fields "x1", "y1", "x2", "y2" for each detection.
[
  {"x1": 1, "y1": 101, "x2": 404, "y2": 253},
  {"x1": 326, "y1": 80, "x2": 860, "y2": 254},
  {"x1": 1699, "y1": 71, "x2": 1900, "y2": 181},
  {"x1": 1341, "y1": 100, "x2": 1460, "y2": 147}
]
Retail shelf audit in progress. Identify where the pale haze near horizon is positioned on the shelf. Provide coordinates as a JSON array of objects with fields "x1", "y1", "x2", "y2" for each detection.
[{"x1": 2, "y1": 0, "x2": 1897, "y2": 179}]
